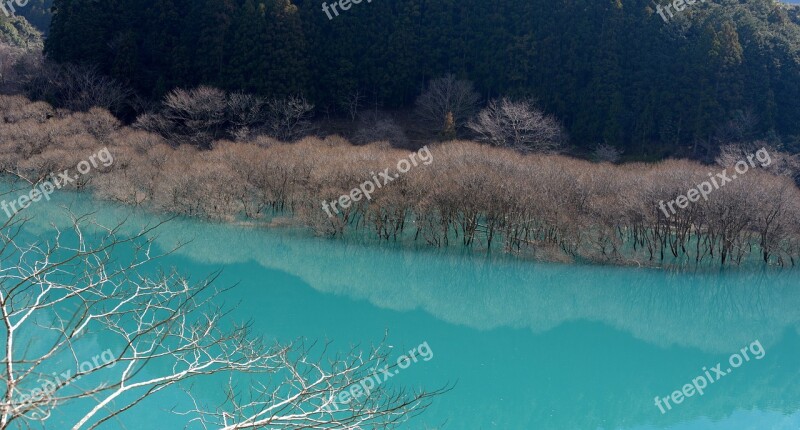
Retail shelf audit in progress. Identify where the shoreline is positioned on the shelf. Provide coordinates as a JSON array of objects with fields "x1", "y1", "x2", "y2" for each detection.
[{"x1": 1, "y1": 95, "x2": 799, "y2": 269}]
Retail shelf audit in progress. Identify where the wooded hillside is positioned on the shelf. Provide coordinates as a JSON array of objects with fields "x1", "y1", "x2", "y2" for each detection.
[{"x1": 37, "y1": 0, "x2": 800, "y2": 154}]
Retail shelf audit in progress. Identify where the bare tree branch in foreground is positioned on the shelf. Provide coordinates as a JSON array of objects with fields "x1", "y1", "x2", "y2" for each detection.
[
  {"x1": 0, "y1": 209, "x2": 444, "y2": 429},
  {"x1": 182, "y1": 338, "x2": 444, "y2": 430}
]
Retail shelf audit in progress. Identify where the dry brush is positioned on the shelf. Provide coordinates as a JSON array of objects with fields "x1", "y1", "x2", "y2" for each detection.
[{"x1": 1, "y1": 96, "x2": 799, "y2": 267}]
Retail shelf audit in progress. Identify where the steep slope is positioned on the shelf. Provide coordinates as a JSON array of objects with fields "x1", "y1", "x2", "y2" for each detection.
[
  {"x1": 0, "y1": 13, "x2": 43, "y2": 49},
  {"x1": 41, "y1": 0, "x2": 800, "y2": 153}
]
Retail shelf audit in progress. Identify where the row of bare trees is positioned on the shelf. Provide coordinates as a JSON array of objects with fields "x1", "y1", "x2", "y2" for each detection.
[
  {"x1": 414, "y1": 75, "x2": 566, "y2": 151},
  {"x1": 1, "y1": 42, "x2": 567, "y2": 153},
  {"x1": 137, "y1": 76, "x2": 565, "y2": 153},
  {"x1": 1, "y1": 95, "x2": 798, "y2": 267},
  {"x1": 0, "y1": 44, "x2": 132, "y2": 116},
  {"x1": 134, "y1": 87, "x2": 316, "y2": 149}
]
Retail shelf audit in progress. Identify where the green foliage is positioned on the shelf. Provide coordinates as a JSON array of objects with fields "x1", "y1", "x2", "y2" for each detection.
[
  {"x1": 42, "y1": 0, "x2": 800, "y2": 153},
  {"x1": 0, "y1": 13, "x2": 43, "y2": 49}
]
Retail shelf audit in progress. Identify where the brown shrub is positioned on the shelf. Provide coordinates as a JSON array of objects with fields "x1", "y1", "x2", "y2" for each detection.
[{"x1": 2, "y1": 96, "x2": 799, "y2": 267}]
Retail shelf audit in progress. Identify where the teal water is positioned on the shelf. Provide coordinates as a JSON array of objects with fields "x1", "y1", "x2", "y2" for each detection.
[{"x1": 6, "y1": 186, "x2": 800, "y2": 429}]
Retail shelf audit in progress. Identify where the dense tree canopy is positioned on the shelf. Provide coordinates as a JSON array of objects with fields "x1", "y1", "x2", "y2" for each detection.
[
  {"x1": 0, "y1": 13, "x2": 42, "y2": 49},
  {"x1": 13, "y1": 0, "x2": 53, "y2": 34},
  {"x1": 43, "y1": 0, "x2": 800, "y2": 153}
]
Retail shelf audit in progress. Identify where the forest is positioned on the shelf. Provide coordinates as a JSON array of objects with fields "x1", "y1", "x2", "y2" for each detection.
[{"x1": 36, "y1": 0, "x2": 800, "y2": 157}]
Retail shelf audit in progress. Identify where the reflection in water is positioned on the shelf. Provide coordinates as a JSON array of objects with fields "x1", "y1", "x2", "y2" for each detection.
[
  {"x1": 36, "y1": 199, "x2": 794, "y2": 353},
  {"x1": 14, "y1": 189, "x2": 800, "y2": 430}
]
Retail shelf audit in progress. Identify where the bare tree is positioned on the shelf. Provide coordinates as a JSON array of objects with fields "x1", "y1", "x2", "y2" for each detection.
[
  {"x1": 714, "y1": 109, "x2": 759, "y2": 145},
  {"x1": 0, "y1": 42, "x2": 42, "y2": 95},
  {"x1": 227, "y1": 92, "x2": 267, "y2": 141},
  {"x1": 133, "y1": 111, "x2": 177, "y2": 142},
  {"x1": 161, "y1": 86, "x2": 228, "y2": 148},
  {"x1": 0, "y1": 211, "x2": 442, "y2": 429},
  {"x1": 136, "y1": 88, "x2": 270, "y2": 147},
  {"x1": 26, "y1": 64, "x2": 130, "y2": 114},
  {"x1": 593, "y1": 143, "x2": 623, "y2": 163},
  {"x1": 415, "y1": 75, "x2": 480, "y2": 138},
  {"x1": 265, "y1": 95, "x2": 315, "y2": 142},
  {"x1": 340, "y1": 89, "x2": 364, "y2": 121},
  {"x1": 352, "y1": 111, "x2": 409, "y2": 148},
  {"x1": 717, "y1": 142, "x2": 800, "y2": 185},
  {"x1": 0, "y1": 44, "x2": 22, "y2": 91},
  {"x1": 467, "y1": 98, "x2": 565, "y2": 153}
]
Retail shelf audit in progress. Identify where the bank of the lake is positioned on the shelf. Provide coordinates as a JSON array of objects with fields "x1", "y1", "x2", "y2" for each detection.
[{"x1": 2, "y1": 94, "x2": 799, "y2": 268}]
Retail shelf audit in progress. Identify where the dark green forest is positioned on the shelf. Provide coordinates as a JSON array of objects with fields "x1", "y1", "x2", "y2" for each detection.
[
  {"x1": 40, "y1": 0, "x2": 800, "y2": 154},
  {"x1": 0, "y1": 13, "x2": 41, "y2": 48},
  {"x1": 0, "y1": 0, "x2": 51, "y2": 45},
  {"x1": 17, "y1": 0, "x2": 53, "y2": 35}
]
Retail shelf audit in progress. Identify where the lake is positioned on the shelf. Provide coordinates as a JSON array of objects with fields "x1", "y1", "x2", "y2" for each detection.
[{"x1": 7, "y1": 186, "x2": 800, "y2": 429}]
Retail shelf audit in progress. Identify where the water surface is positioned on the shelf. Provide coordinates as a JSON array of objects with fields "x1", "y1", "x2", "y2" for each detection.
[{"x1": 9, "y1": 187, "x2": 800, "y2": 429}]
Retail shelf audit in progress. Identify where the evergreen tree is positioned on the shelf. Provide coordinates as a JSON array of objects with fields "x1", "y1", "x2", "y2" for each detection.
[{"x1": 41, "y1": 0, "x2": 800, "y2": 155}]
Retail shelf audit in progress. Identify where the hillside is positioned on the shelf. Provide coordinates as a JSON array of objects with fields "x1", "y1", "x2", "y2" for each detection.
[
  {"x1": 40, "y1": 0, "x2": 800, "y2": 157},
  {"x1": 14, "y1": 0, "x2": 53, "y2": 35},
  {"x1": 0, "y1": 13, "x2": 42, "y2": 49}
]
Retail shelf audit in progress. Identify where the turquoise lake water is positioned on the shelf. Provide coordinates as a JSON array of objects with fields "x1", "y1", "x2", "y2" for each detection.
[{"x1": 6, "y1": 187, "x2": 800, "y2": 429}]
